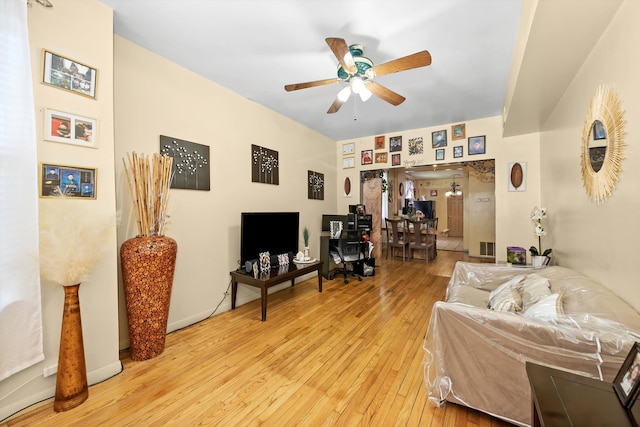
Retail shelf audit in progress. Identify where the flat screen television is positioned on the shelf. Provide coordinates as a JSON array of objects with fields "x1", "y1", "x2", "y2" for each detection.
[
  {"x1": 240, "y1": 212, "x2": 299, "y2": 266},
  {"x1": 413, "y1": 200, "x2": 435, "y2": 219}
]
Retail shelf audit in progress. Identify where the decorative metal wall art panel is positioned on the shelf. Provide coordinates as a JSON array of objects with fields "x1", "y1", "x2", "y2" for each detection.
[
  {"x1": 160, "y1": 135, "x2": 210, "y2": 190},
  {"x1": 251, "y1": 144, "x2": 279, "y2": 185}
]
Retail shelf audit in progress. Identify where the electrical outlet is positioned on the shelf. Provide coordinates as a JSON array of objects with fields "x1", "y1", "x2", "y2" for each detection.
[{"x1": 43, "y1": 364, "x2": 57, "y2": 377}]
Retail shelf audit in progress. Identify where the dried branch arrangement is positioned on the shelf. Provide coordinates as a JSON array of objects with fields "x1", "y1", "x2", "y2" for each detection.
[{"x1": 123, "y1": 152, "x2": 174, "y2": 236}]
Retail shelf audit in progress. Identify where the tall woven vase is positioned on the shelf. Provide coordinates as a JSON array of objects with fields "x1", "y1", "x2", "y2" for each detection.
[
  {"x1": 54, "y1": 283, "x2": 88, "y2": 412},
  {"x1": 121, "y1": 235, "x2": 177, "y2": 361}
]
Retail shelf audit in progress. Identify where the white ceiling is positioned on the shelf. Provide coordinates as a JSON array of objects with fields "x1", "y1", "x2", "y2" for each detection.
[{"x1": 97, "y1": 0, "x2": 522, "y2": 142}]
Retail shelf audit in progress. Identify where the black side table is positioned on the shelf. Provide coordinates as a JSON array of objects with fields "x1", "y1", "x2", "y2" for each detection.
[{"x1": 526, "y1": 362, "x2": 634, "y2": 427}]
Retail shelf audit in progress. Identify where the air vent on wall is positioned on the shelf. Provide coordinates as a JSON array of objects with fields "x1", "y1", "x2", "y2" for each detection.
[{"x1": 480, "y1": 242, "x2": 495, "y2": 257}]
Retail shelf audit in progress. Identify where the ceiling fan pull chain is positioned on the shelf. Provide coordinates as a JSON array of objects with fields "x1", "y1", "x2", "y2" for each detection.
[{"x1": 353, "y1": 97, "x2": 358, "y2": 122}]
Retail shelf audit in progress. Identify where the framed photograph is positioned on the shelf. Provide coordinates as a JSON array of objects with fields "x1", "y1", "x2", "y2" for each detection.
[
  {"x1": 389, "y1": 136, "x2": 402, "y2": 152},
  {"x1": 453, "y1": 145, "x2": 463, "y2": 158},
  {"x1": 452, "y1": 123, "x2": 466, "y2": 140},
  {"x1": 614, "y1": 342, "x2": 640, "y2": 408},
  {"x1": 361, "y1": 149, "x2": 373, "y2": 165},
  {"x1": 435, "y1": 148, "x2": 445, "y2": 161},
  {"x1": 259, "y1": 251, "x2": 271, "y2": 272},
  {"x1": 44, "y1": 108, "x2": 97, "y2": 148},
  {"x1": 593, "y1": 120, "x2": 606, "y2": 140},
  {"x1": 343, "y1": 156, "x2": 355, "y2": 169},
  {"x1": 468, "y1": 135, "x2": 486, "y2": 155},
  {"x1": 40, "y1": 163, "x2": 97, "y2": 199},
  {"x1": 430, "y1": 190, "x2": 438, "y2": 197},
  {"x1": 41, "y1": 50, "x2": 97, "y2": 99},
  {"x1": 432, "y1": 130, "x2": 447, "y2": 148},
  {"x1": 375, "y1": 152, "x2": 388, "y2": 163},
  {"x1": 408, "y1": 137, "x2": 424, "y2": 156},
  {"x1": 629, "y1": 389, "x2": 640, "y2": 427},
  {"x1": 374, "y1": 135, "x2": 385, "y2": 150},
  {"x1": 391, "y1": 153, "x2": 401, "y2": 166},
  {"x1": 343, "y1": 142, "x2": 355, "y2": 155}
]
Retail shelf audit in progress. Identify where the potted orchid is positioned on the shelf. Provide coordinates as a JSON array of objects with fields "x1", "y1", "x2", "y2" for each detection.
[
  {"x1": 303, "y1": 226, "x2": 310, "y2": 259},
  {"x1": 529, "y1": 206, "x2": 552, "y2": 267}
]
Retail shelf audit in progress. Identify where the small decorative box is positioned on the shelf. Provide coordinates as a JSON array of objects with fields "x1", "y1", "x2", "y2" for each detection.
[{"x1": 507, "y1": 246, "x2": 527, "y2": 265}]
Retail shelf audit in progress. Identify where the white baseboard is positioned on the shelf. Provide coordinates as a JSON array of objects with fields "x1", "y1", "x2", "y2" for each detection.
[
  {"x1": 0, "y1": 361, "x2": 123, "y2": 422},
  {"x1": 118, "y1": 272, "x2": 318, "y2": 349}
]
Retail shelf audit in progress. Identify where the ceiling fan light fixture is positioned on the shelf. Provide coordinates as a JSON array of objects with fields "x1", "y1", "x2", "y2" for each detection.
[
  {"x1": 285, "y1": 38, "x2": 432, "y2": 114},
  {"x1": 351, "y1": 77, "x2": 364, "y2": 94},
  {"x1": 445, "y1": 178, "x2": 462, "y2": 197},
  {"x1": 359, "y1": 86, "x2": 372, "y2": 102},
  {"x1": 337, "y1": 86, "x2": 351, "y2": 102}
]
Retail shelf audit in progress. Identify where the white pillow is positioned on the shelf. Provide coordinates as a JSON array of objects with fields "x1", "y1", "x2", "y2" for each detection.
[
  {"x1": 522, "y1": 293, "x2": 564, "y2": 322},
  {"x1": 488, "y1": 275, "x2": 526, "y2": 300},
  {"x1": 488, "y1": 275, "x2": 525, "y2": 313},
  {"x1": 518, "y1": 274, "x2": 551, "y2": 310}
]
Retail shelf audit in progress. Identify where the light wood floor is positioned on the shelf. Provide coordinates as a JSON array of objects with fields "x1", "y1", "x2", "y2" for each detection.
[
  {"x1": 436, "y1": 235, "x2": 464, "y2": 252},
  {"x1": 4, "y1": 251, "x2": 512, "y2": 426}
]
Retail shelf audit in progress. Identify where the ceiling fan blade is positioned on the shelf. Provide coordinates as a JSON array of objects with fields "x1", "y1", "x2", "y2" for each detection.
[
  {"x1": 284, "y1": 78, "x2": 340, "y2": 92},
  {"x1": 326, "y1": 37, "x2": 357, "y2": 75},
  {"x1": 370, "y1": 50, "x2": 432, "y2": 78},
  {"x1": 366, "y1": 81, "x2": 405, "y2": 106},
  {"x1": 327, "y1": 97, "x2": 345, "y2": 114}
]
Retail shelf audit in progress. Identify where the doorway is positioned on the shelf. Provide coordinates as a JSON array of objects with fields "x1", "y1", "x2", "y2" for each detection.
[{"x1": 387, "y1": 160, "x2": 494, "y2": 257}]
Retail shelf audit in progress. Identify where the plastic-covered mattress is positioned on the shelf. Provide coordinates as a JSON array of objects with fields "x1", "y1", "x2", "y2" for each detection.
[{"x1": 423, "y1": 262, "x2": 640, "y2": 426}]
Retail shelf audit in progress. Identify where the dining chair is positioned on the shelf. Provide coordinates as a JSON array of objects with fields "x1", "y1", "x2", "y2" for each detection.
[
  {"x1": 406, "y1": 217, "x2": 436, "y2": 263},
  {"x1": 385, "y1": 218, "x2": 408, "y2": 261},
  {"x1": 425, "y1": 217, "x2": 438, "y2": 258}
]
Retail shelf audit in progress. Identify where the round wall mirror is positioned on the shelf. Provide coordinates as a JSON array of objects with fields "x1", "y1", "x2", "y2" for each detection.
[
  {"x1": 580, "y1": 85, "x2": 626, "y2": 203},
  {"x1": 588, "y1": 120, "x2": 606, "y2": 172}
]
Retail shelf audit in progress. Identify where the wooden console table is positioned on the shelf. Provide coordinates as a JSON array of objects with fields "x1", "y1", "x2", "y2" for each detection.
[
  {"x1": 230, "y1": 261, "x2": 322, "y2": 321},
  {"x1": 526, "y1": 362, "x2": 634, "y2": 427}
]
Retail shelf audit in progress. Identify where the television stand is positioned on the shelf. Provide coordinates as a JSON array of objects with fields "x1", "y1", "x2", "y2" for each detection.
[{"x1": 230, "y1": 261, "x2": 322, "y2": 321}]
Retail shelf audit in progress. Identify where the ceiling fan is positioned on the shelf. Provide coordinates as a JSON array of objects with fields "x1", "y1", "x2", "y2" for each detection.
[{"x1": 284, "y1": 38, "x2": 432, "y2": 114}]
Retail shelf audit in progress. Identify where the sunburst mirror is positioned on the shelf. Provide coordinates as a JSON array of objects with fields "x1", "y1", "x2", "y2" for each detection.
[{"x1": 580, "y1": 84, "x2": 626, "y2": 204}]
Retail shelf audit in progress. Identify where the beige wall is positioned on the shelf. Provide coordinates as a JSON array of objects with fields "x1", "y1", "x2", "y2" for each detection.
[
  {"x1": 495, "y1": 132, "x2": 541, "y2": 261},
  {"x1": 465, "y1": 171, "x2": 496, "y2": 256},
  {"x1": 540, "y1": 0, "x2": 640, "y2": 310},
  {"x1": 1, "y1": 0, "x2": 121, "y2": 420},
  {"x1": 113, "y1": 37, "x2": 337, "y2": 346},
  {"x1": 338, "y1": 116, "x2": 509, "y2": 256}
]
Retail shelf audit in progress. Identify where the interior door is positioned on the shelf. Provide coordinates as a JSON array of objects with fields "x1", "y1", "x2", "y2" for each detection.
[{"x1": 447, "y1": 195, "x2": 463, "y2": 237}]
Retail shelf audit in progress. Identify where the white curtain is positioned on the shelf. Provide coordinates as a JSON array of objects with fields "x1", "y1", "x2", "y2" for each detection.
[{"x1": 0, "y1": 0, "x2": 44, "y2": 381}]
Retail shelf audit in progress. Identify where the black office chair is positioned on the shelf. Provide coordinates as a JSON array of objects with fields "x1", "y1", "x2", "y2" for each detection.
[{"x1": 328, "y1": 229, "x2": 363, "y2": 284}]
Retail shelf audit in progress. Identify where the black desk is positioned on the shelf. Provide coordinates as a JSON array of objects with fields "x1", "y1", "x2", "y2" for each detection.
[
  {"x1": 230, "y1": 261, "x2": 322, "y2": 321},
  {"x1": 526, "y1": 362, "x2": 634, "y2": 427}
]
